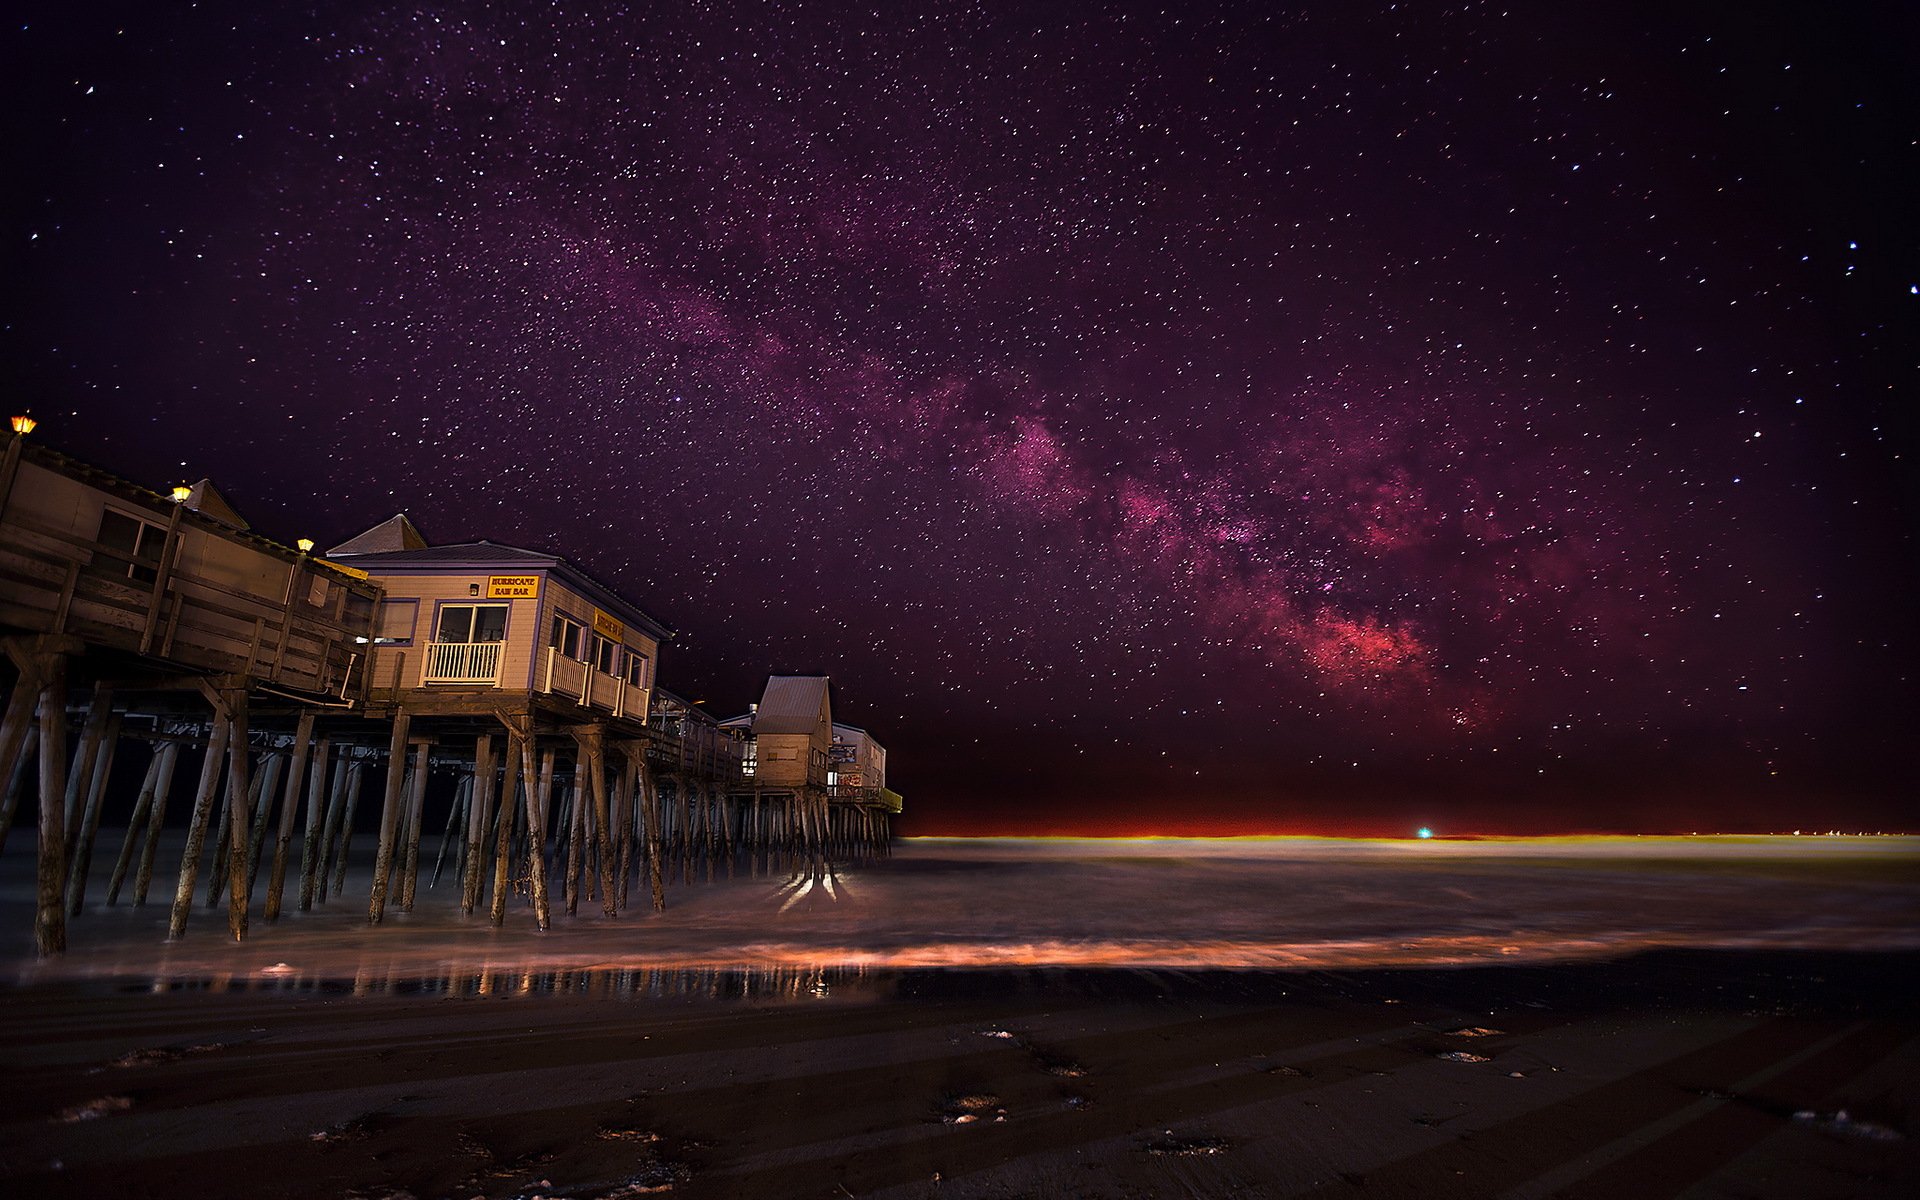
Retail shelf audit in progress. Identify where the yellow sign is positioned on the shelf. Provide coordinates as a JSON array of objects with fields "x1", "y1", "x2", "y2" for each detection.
[
  {"x1": 486, "y1": 574, "x2": 541, "y2": 599},
  {"x1": 592, "y1": 608, "x2": 624, "y2": 641}
]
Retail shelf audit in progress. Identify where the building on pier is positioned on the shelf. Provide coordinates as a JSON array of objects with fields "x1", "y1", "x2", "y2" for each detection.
[
  {"x1": 722, "y1": 676, "x2": 904, "y2": 845},
  {"x1": 830, "y1": 722, "x2": 903, "y2": 815},
  {"x1": 731, "y1": 675, "x2": 834, "y2": 793},
  {"x1": 0, "y1": 434, "x2": 379, "y2": 700},
  {"x1": 0, "y1": 422, "x2": 383, "y2": 952},
  {"x1": 325, "y1": 523, "x2": 670, "y2": 732},
  {"x1": 1, "y1": 422, "x2": 900, "y2": 958}
]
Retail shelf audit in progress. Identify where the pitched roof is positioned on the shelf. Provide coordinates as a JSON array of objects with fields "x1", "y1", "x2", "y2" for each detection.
[
  {"x1": 752, "y1": 676, "x2": 832, "y2": 736},
  {"x1": 184, "y1": 479, "x2": 249, "y2": 530},
  {"x1": 333, "y1": 540, "x2": 556, "y2": 566},
  {"x1": 328, "y1": 513, "x2": 427, "y2": 556}
]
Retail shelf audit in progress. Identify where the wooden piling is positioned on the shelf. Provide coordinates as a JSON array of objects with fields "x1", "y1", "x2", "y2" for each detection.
[
  {"x1": 319, "y1": 756, "x2": 354, "y2": 902},
  {"x1": 221, "y1": 689, "x2": 253, "y2": 942},
  {"x1": 581, "y1": 728, "x2": 616, "y2": 918},
  {"x1": 487, "y1": 734, "x2": 523, "y2": 926},
  {"x1": 265, "y1": 711, "x2": 317, "y2": 921},
  {"x1": 330, "y1": 760, "x2": 365, "y2": 899},
  {"x1": 131, "y1": 739, "x2": 181, "y2": 906},
  {"x1": 0, "y1": 679, "x2": 39, "y2": 855},
  {"x1": 564, "y1": 754, "x2": 587, "y2": 916},
  {"x1": 432, "y1": 774, "x2": 468, "y2": 888},
  {"x1": 65, "y1": 711, "x2": 122, "y2": 915},
  {"x1": 639, "y1": 759, "x2": 665, "y2": 912},
  {"x1": 242, "y1": 752, "x2": 284, "y2": 906},
  {"x1": 33, "y1": 656, "x2": 69, "y2": 956},
  {"x1": 461, "y1": 735, "x2": 494, "y2": 914},
  {"x1": 206, "y1": 747, "x2": 267, "y2": 908},
  {"x1": 529, "y1": 745, "x2": 554, "y2": 930},
  {"x1": 367, "y1": 711, "x2": 411, "y2": 924},
  {"x1": 295, "y1": 738, "x2": 331, "y2": 912},
  {"x1": 61, "y1": 683, "x2": 114, "y2": 862},
  {"x1": 612, "y1": 747, "x2": 635, "y2": 911},
  {"x1": 399, "y1": 741, "x2": 430, "y2": 911},
  {"x1": 167, "y1": 713, "x2": 231, "y2": 940},
  {"x1": 103, "y1": 750, "x2": 163, "y2": 906}
]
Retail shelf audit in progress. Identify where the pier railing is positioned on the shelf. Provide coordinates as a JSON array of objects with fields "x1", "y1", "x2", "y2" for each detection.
[{"x1": 0, "y1": 440, "x2": 378, "y2": 696}]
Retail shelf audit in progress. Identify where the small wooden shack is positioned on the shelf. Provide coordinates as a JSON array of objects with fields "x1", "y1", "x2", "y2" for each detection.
[
  {"x1": 723, "y1": 677, "x2": 900, "y2": 854},
  {"x1": 830, "y1": 722, "x2": 903, "y2": 815}
]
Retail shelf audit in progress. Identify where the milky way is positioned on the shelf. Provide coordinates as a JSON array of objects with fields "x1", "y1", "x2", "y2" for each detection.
[{"x1": 7, "y1": 1, "x2": 1913, "y2": 832}]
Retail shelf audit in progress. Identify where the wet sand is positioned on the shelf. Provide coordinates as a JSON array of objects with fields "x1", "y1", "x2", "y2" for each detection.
[
  {"x1": 2, "y1": 835, "x2": 1917, "y2": 1197},
  {"x1": 2, "y1": 952, "x2": 1916, "y2": 1199}
]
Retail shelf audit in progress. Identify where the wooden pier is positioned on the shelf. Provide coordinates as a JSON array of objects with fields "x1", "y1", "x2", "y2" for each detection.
[{"x1": 0, "y1": 422, "x2": 898, "y2": 957}]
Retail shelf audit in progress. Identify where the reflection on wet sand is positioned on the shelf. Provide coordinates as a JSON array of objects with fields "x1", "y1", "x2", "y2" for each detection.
[{"x1": 138, "y1": 960, "x2": 876, "y2": 1001}]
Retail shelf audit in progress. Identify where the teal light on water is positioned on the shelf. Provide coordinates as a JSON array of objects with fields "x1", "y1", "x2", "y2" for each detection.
[{"x1": 1416, "y1": 827, "x2": 1434, "y2": 839}]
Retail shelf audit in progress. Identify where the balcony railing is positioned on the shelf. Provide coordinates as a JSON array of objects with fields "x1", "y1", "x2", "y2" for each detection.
[
  {"x1": 422, "y1": 639, "x2": 503, "y2": 685},
  {"x1": 539, "y1": 646, "x2": 648, "y2": 719}
]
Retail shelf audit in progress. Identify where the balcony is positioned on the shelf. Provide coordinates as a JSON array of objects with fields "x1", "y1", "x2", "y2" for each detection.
[
  {"x1": 422, "y1": 639, "x2": 503, "y2": 685},
  {"x1": 539, "y1": 646, "x2": 648, "y2": 720}
]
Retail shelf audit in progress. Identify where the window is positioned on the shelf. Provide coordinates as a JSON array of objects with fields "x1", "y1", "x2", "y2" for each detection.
[
  {"x1": 624, "y1": 652, "x2": 650, "y2": 688},
  {"x1": 589, "y1": 632, "x2": 618, "y2": 675},
  {"x1": 94, "y1": 509, "x2": 166, "y2": 584},
  {"x1": 549, "y1": 613, "x2": 584, "y2": 659},
  {"x1": 437, "y1": 603, "x2": 507, "y2": 644},
  {"x1": 374, "y1": 599, "x2": 418, "y2": 644}
]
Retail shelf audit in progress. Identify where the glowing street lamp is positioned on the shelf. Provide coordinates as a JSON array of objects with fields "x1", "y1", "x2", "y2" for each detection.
[
  {"x1": 171, "y1": 485, "x2": 192, "y2": 503},
  {"x1": 10, "y1": 414, "x2": 36, "y2": 435},
  {"x1": 296, "y1": 538, "x2": 315, "y2": 554}
]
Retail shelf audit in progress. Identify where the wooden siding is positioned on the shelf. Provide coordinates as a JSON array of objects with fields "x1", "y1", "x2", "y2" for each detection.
[
  {"x1": 364, "y1": 571, "x2": 658, "y2": 724},
  {"x1": 754, "y1": 731, "x2": 827, "y2": 789},
  {"x1": 364, "y1": 572, "x2": 543, "y2": 693},
  {"x1": 0, "y1": 454, "x2": 376, "y2": 692},
  {"x1": 538, "y1": 576, "x2": 658, "y2": 722}
]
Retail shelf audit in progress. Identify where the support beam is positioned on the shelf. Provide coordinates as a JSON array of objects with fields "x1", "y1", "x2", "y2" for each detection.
[
  {"x1": 0, "y1": 678, "x2": 39, "y2": 855},
  {"x1": 104, "y1": 749, "x2": 163, "y2": 906},
  {"x1": 530, "y1": 746, "x2": 554, "y2": 930},
  {"x1": 220, "y1": 689, "x2": 252, "y2": 942},
  {"x1": 61, "y1": 683, "x2": 115, "y2": 862},
  {"x1": 639, "y1": 759, "x2": 665, "y2": 912},
  {"x1": 329, "y1": 761, "x2": 364, "y2": 901},
  {"x1": 65, "y1": 710, "x2": 122, "y2": 915},
  {"x1": 34, "y1": 657, "x2": 68, "y2": 956},
  {"x1": 367, "y1": 711, "x2": 411, "y2": 924},
  {"x1": 131, "y1": 739, "x2": 181, "y2": 906},
  {"x1": 399, "y1": 741, "x2": 429, "y2": 911},
  {"x1": 487, "y1": 733, "x2": 523, "y2": 927},
  {"x1": 295, "y1": 738, "x2": 332, "y2": 912},
  {"x1": 265, "y1": 711, "x2": 317, "y2": 921},
  {"x1": 168, "y1": 714, "x2": 231, "y2": 940},
  {"x1": 460, "y1": 735, "x2": 494, "y2": 915}
]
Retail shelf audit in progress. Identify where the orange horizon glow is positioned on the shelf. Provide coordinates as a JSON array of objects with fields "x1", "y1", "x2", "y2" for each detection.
[{"x1": 898, "y1": 817, "x2": 1914, "y2": 840}]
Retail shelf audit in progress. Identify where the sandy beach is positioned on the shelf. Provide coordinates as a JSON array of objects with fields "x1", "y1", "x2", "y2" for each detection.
[{"x1": 1, "y1": 837, "x2": 1916, "y2": 1198}]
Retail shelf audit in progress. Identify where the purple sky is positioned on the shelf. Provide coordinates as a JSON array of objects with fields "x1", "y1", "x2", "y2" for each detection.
[{"x1": 6, "y1": 1, "x2": 1914, "y2": 833}]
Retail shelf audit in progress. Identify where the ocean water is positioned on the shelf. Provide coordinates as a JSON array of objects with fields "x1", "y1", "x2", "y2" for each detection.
[{"x1": 6, "y1": 835, "x2": 1918, "y2": 990}]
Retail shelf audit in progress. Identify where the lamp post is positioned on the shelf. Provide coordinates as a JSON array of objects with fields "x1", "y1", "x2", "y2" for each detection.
[{"x1": 0, "y1": 415, "x2": 35, "y2": 516}]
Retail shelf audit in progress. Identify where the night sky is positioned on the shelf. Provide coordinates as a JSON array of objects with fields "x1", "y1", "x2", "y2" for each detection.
[{"x1": 5, "y1": 1, "x2": 1914, "y2": 835}]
